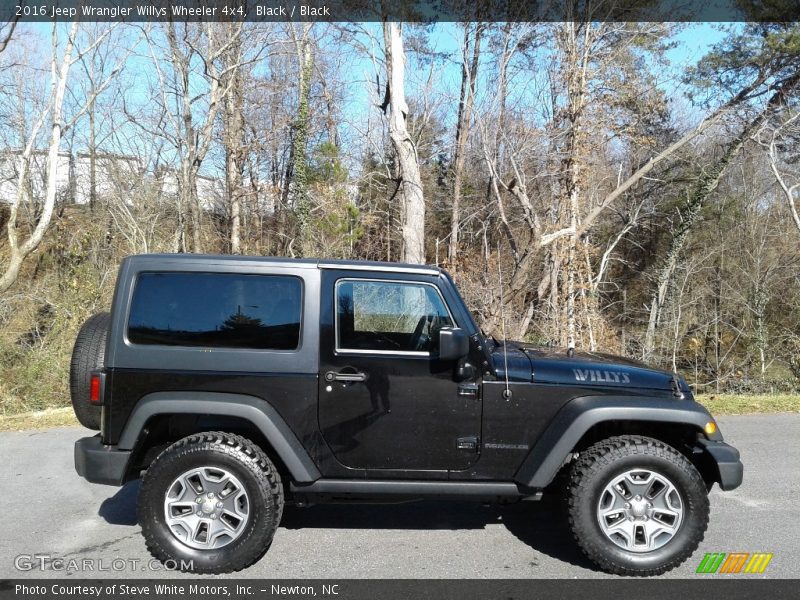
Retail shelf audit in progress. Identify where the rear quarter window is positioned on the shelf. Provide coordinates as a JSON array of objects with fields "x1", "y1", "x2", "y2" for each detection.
[{"x1": 127, "y1": 272, "x2": 302, "y2": 350}]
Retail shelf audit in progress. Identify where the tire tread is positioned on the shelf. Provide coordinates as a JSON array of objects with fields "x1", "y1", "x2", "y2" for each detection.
[
  {"x1": 567, "y1": 434, "x2": 709, "y2": 576},
  {"x1": 69, "y1": 312, "x2": 110, "y2": 430},
  {"x1": 139, "y1": 431, "x2": 284, "y2": 574}
]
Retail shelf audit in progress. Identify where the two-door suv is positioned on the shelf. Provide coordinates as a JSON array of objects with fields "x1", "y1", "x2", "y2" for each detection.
[{"x1": 72, "y1": 254, "x2": 742, "y2": 575}]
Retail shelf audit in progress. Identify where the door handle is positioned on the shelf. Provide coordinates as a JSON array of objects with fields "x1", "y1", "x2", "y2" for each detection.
[
  {"x1": 457, "y1": 436, "x2": 479, "y2": 452},
  {"x1": 325, "y1": 371, "x2": 368, "y2": 383},
  {"x1": 458, "y1": 382, "x2": 479, "y2": 399}
]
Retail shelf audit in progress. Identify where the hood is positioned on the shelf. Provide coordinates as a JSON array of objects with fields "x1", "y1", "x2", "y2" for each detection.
[
  {"x1": 490, "y1": 341, "x2": 535, "y2": 382},
  {"x1": 491, "y1": 341, "x2": 686, "y2": 392}
]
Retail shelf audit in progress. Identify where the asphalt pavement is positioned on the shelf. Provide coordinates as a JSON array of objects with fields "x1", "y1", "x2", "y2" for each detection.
[{"x1": 1, "y1": 414, "x2": 797, "y2": 579}]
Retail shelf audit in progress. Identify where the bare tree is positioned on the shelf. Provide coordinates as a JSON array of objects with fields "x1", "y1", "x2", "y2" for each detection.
[
  {"x1": 643, "y1": 72, "x2": 800, "y2": 360},
  {"x1": 382, "y1": 22, "x2": 425, "y2": 264},
  {"x1": 144, "y1": 22, "x2": 245, "y2": 253},
  {"x1": 0, "y1": 22, "x2": 126, "y2": 293},
  {"x1": 764, "y1": 109, "x2": 800, "y2": 234},
  {"x1": 448, "y1": 22, "x2": 484, "y2": 264},
  {"x1": 0, "y1": 14, "x2": 18, "y2": 55},
  {"x1": 221, "y1": 23, "x2": 246, "y2": 254}
]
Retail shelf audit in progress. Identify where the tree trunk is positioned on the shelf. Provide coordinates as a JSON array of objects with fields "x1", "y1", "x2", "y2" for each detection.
[
  {"x1": 89, "y1": 94, "x2": 97, "y2": 211},
  {"x1": 223, "y1": 26, "x2": 245, "y2": 254},
  {"x1": 165, "y1": 23, "x2": 233, "y2": 254},
  {"x1": 287, "y1": 24, "x2": 314, "y2": 255},
  {"x1": 319, "y1": 74, "x2": 339, "y2": 148},
  {"x1": 448, "y1": 23, "x2": 483, "y2": 265},
  {"x1": 560, "y1": 22, "x2": 591, "y2": 349},
  {"x1": 383, "y1": 22, "x2": 426, "y2": 264},
  {"x1": 0, "y1": 22, "x2": 78, "y2": 293}
]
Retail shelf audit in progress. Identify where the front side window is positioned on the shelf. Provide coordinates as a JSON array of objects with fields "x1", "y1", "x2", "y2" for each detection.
[
  {"x1": 336, "y1": 279, "x2": 454, "y2": 353},
  {"x1": 128, "y1": 272, "x2": 302, "y2": 350}
]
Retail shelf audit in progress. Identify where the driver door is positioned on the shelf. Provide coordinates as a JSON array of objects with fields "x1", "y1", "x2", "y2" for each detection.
[{"x1": 317, "y1": 271, "x2": 482, "y2": 473}]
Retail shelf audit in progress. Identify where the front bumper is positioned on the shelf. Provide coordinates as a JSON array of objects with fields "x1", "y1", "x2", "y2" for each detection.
[
  {"x1": 74, "y1": 435, "x2": 132, "y2": 486},
  {"x1": 697, "y1": 438, "x2": 743, "y2": 491}
]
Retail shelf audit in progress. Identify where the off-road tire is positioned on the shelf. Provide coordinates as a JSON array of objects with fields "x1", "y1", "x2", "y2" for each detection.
[
  {"x1": 139, "y1": 432, "x2": 284, "y2": 574},
  {"x1": 567, "y1": 435, "x2": 709, "y2": 576},
  {"x1": 69, "y1": 312, "x2": 110, "y2": 430}
]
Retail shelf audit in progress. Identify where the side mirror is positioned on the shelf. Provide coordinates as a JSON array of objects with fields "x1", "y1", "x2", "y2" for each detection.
[{"x1": 438, "y1": 327, "x2": 469, "y2": 361}]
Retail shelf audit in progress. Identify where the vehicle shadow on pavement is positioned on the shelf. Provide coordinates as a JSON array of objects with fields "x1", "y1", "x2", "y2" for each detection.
[
  {"x1": 94, "y1": 481, "x2": 597, "y2": 571},
  {"x1": 501, "y1": 496, "x2": 595, "y2": 570},
  {"x1": 280, "y1": 494, "x2": 596, "y2": 571},
  {"x1": 99, "y1": 480, "x2": 141, "y2": 526}
]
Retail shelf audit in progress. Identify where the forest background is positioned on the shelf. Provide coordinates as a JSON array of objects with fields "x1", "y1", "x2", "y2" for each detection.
[{"x1": 1, "y1": 13, "x2": 800, "y2": 424}]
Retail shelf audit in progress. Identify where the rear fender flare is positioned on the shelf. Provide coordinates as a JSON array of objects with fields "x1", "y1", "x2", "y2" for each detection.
[{"x1": 117, "y1": 391, "x2": 321, "y2": 482}]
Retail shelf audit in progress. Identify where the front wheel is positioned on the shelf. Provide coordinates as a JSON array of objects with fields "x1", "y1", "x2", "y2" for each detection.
[
  {"x1": 567, "y1": 435, "x2": 709, "y2": 576},
  {"x1": 138, "y1": 432, "x2": 283, "y2": 574}
]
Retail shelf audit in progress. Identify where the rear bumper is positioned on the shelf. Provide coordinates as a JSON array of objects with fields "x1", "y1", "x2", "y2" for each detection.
[
  {"x1": 697, "y1": 439, "x2": 743, "y2": 491},
  {"x1": 74, "y1": 435, "x2": 132, "y2": 486}
]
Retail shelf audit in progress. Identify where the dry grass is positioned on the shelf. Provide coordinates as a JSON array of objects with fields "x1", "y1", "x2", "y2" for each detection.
[
  {"x1": 0, "y1": 407, "x2": 79, "y2": 432},
  {"x1": 696, "y1": 394, "x2": 800, "y2": 415}
]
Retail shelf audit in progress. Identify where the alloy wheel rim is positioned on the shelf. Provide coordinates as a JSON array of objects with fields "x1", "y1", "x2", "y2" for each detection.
[
  {"x1": 163, "y1": 466, "x2": 250, "y2": 550},
  {"x1": 596, "y1": 468, "x2": 684, "y2": 553}
]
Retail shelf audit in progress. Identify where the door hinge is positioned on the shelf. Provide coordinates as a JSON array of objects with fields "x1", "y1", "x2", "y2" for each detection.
[
  {"x1": 457, "y1": 382, "x2": 480, "y2": 399},
  {"x1": 456, "y1": 436, "x2": 479, "y2": 452}
]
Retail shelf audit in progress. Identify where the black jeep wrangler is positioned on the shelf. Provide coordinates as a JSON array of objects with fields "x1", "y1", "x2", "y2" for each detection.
[{"x1": 72, "y1": 254, "x2": 742, "y2": 575}]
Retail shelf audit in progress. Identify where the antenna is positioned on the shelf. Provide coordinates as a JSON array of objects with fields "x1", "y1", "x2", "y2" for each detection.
[{"x1": 497, "y1": 242, "x2": 512, "y2": 400}]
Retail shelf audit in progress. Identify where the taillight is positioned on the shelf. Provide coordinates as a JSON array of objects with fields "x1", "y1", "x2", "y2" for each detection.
[{"x1": 89, "y1": 374, "x2": 102, "y2": 405}]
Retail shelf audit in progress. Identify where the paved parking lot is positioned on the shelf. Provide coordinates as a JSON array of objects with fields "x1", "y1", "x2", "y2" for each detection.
[{"x1": 1, "y1": 414, "x2": 797, "y2": 579}]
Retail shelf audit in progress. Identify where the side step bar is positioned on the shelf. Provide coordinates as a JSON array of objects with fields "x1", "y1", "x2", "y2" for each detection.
[{"x1": 290, "y1": 479, "x2": 539, "y2": 499}]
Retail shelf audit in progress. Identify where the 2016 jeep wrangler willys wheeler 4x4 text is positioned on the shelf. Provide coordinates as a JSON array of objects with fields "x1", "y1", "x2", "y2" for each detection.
[{"x1": 72, "y1": 254, "x2": 742, "y2": 575}]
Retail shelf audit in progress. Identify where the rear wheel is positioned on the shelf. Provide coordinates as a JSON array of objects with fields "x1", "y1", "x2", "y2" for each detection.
[
  {"x1": 69, "y1": 312, "x2": 110, "y2": 430},
  {"x1": 139, "y1": 432, "x2": 283, "y2": 574},
  {"x1": 567, "y1": 435, "x2": 709, "y2": 576}
]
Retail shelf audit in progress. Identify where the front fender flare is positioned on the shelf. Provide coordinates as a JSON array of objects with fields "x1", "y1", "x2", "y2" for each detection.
[
  {"x1": 117, "y1": 391, "x2": 321, "y2": 482},
  {"x1": 513, "y1": 395, "x2": 718, "y2": 489}
]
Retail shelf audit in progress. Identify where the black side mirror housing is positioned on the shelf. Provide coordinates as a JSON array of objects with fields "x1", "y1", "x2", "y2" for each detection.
[{"x1": 438, "y1": 327, "x2": 469, "y2": 361}]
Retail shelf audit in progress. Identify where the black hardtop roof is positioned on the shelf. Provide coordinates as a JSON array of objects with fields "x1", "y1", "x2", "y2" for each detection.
[{"x1": 124, "y1": 253, "x2": 443, "y2": 275}]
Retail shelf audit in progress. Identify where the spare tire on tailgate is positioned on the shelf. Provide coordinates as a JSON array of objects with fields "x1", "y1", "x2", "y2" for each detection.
[{"x1": 69, "y1": 312, "x2": 110, "y2": 430}]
